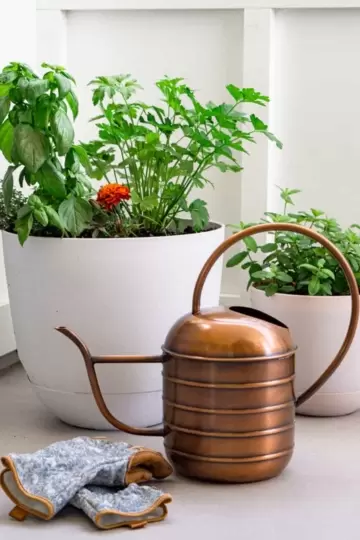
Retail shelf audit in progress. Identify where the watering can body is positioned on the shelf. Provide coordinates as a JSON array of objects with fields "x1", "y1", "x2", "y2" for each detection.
[
  {"x1": 57, "y1": 223, "x2": 359, "y2": 483},
  {"x1": 162, "y1": 306, "x2": 296, "y2": 482}
]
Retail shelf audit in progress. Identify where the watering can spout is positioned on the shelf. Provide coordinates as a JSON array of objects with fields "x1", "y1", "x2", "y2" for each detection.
[
  {"x1": 56, "y1": 326, "x2": 92, "y2": 361},
  {"x1": 55, "y1": 326, "x2": 165, "y2": 436}
]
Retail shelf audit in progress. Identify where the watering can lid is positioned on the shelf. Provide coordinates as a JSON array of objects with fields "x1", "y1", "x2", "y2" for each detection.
[{"x1": 162, "y1": 306, "x2": 295, "y2": 360}]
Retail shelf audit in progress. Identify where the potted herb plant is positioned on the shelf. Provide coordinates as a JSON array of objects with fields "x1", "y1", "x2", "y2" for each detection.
[
  {"x1": 227, "y1": 188, "x2": 360, "y2": 416},
  {"x1": 1, "y1": 64, "x2": 281, "y2": 429}
]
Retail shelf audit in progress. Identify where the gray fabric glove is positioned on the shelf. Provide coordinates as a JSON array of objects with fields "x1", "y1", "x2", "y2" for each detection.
[
  {"x1": 72, "y1": 484, "x2": 171, "y2": 530},
  {"x1": 0, "y1": 436, "x2": 172, "y2": 529}
]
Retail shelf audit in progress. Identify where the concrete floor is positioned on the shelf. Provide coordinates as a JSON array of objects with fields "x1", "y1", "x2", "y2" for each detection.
[{"x1": 1, "y1": 364, "x2": 360, "y2": 539}]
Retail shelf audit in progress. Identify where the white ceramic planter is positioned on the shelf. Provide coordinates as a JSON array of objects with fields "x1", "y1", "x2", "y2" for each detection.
[
  {"x1": 251, "y1": 287, "x2": 360, "y2": 416},
  {"x1": 3, "y1": 224, "x2": 224, "y2": 429}
]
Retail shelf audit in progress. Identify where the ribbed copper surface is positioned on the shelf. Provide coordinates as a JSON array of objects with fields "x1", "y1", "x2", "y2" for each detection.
[{"x1": 163, "y1": 354, "x2": 295, "y2": 483}]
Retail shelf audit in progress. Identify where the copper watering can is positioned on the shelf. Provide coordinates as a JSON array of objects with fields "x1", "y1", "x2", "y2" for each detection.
[{"x1": 57, "y1": 223, "x2": 359, "y2": 483}]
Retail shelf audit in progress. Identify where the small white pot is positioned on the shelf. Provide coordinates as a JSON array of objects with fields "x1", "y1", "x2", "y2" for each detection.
[
  {"x1": 3, "y1": 224, "x2": 224, "y2": 429},
  {"x1": 251, "y1": 287, "x2": 360, "y2": 416}
]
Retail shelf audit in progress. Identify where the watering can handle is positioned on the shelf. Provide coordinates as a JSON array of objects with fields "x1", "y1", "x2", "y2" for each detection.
[{"x1": 192, "y1": 222, "x2": 360, "y2": 407}]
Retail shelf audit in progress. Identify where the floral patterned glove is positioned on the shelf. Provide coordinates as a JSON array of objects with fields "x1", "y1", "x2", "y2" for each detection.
[
  {"x1": 71, "y1": 484, "x2": 171, "y2": 530},
  {"x1": 0, "y1": 436, "x2": 172, "y2": 529}
]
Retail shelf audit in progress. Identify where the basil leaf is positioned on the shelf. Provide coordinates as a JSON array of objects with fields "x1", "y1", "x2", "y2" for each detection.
[
  {"x1": 54, "y1": 73, "x2": 71, "y2": 99},
  {"x1": 66, "y1": 88, "x2": 79, "y2": 119},
  {"x1": 26, "y1": 79, "x2": 49, "y2": 103},
  {"x1": 2, "y1": 165, "x2": 15, "y2": 210},
  {"x1": 51, "y1": 109, "x2": 74, "y2": 156},
  {"x1": 35, "y1": 160, "x2": 67, "y2": 199},
  {"x1": 59, "y1": 196, "x2": 92, "y2": 236},
  {"x1": 0, "y1": 120, "x2": 14, "y2": 162},
  {"x1": 15, "y1": 212, "x2": 33, "y2": 246},
  {"x1": 0, "y1": 96, "x2": 10, "y2": 124},
  {"x1": 14, "y1": 123, "x2": 49, "y2": 173}
]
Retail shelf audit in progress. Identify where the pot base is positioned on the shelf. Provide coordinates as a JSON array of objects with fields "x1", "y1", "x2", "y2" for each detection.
[
  {"x1": 31, "y1": 382, "x2": 163, "y2": 430},
  {"x1": 166, "y1": 447, "x2": 293, "y2": 483},
  {"x1": 296, "y1": 390, "x2": 360, "y2": 417}
]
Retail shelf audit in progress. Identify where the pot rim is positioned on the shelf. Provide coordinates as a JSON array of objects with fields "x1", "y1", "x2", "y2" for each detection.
[
  {"x1": 2, "y1": 221, "x2": 224, "y2": 243},
  {"x1": 250, "y1": 285, "x2": 357, "y2": 299}
]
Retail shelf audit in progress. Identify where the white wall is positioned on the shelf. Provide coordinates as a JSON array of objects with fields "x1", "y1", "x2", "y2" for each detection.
[{"x1": 269, "y1": 9, "x2": 360, "y2": 226}]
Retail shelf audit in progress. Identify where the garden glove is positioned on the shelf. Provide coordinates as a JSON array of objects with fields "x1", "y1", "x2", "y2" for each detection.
[
  {"x1": 0, "y1": 436, "x2": 172, "y2": 529},
  {"x1": 71, "y1": 483, "x2": 171, "y2": 530}
]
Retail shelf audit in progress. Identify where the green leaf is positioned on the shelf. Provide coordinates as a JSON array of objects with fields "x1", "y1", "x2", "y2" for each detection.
[
  {"x1": 11, "y1": 136, "x2": 21, "y2": 163},
  {"x1": 0, "y1": 120, "x2": 14, "y2": 162},
  {"x1": 14, "y1": 124, "x2": 49, "y2": 172},
  {"x1": 179, "y1": 160, "x2": 193, "y2": 173},
  {"x1": 226, "y1": 84, "x2": 243, "y2": 101},
  {"x1": 9, "y1": 87, "x2": 23, "y2": 104},
  {"x1": 309, "y1": 276, "x2": 320, "y2": 296},
  {"x1": 299, "y1": 263, "x2": 318, "y2": 273},
  {"x1": 15, "y1": 212, "x2": 33, "y2": 246},
  {"x1": 252, "y1": 270, "x2": 273, "y2": 280},
  {"x1": 2, "y1": 166, "x2": 15, "y2": 210},
  {"x1": 17, "y1": 109, "x2": 32, "y2": 124},
  {"x1": 278, "y1": 285, "x2": 296, "y2": 294},
  {"x1": 66, "y1": 89, "x2": 79, "y2": 119},
  {"x1": 265, "y1": 283, "x2": 278, "y2": 297},
  {"x1": 140, "y1": 194, "x2": 158, "y2": 211},
  {"x1": 321, "y1": 282, "x2": 332, "y2": 296},
  {"x1": 145, "y1": 132, "x2": 159, "y2": 144},
  {"x1": 18, "y1": 168, "x2": 26, "y2": 188},
  {"x1": 263, "y1": 131, "x2": 283, "y2": 149},
  {"x1": 45, "y1": 206, "x2": 64, "y2": 231},
  {"x1": 34, "y1": 94, "x2": 51, "y2": 129},
  {"x1": 0, "y1": 71, "x2": 17, "y2": 84},
  {"x1": 249, "y1": 263, "x2": 262, "y2": 275},
  {"x1": 260, "y1": 243, "x2": 277, "y2": 253},
  {"x1": 189, "y1": 199, "x2": 209, "y2": 232},
  {"x1": 26, "y1": 79, "x2": 49, "y2": 103},
  {"x1": 54, "y1": 73, "x2": 71, "y2": 98},
  {"x1": 75, "y1": 172, "x2": 93, "y2": 192},
  {"x1": 17, "y1": 77, "x2": 29, "y2": 99},
  {"x1": 34, "y1": 207, "x2": 49, "y2": 227},
  {"x1": 62, "y1": 71, "x2": 76, "y2": 84},
  {"x1": 73, "y1": 145, "x2": 92, "y2": 174},
  {"x1": 349, "y1": 256, "x2": 360, "y2": 272},
  {"x1": 17, "y1": 204, "x2": 32, "y2": 219},
  {"x1": 0, "y1": 96, "x2": 10, "y2": 124},
  {"x1": 51, "y1": 109, "x2": 74, "y2": 156},
  {"x1": 244, "y1": 236, "x2": 257, "y2": 253},
  {"x1": 276, "y1": 271, "x2": 293, "y2": 283},
  {"x1": 59, "y1": 196, "x2": 92, "y2": 236},
  {"x1": 36, "y1": 160, "x2": 67, "y2": 198},
  {"x1": 65, "y1": 148, "x2": 80, "y2": 173},
  {"x1": 320, "y1": 268, "x2": 335, "y2": 280},
  {"x1": 226, "y1": 251, "x2": 248, "y2": 268},
  {"x1": 131, "y1": 191, "x2": 141, "y2": 205},
  {"x1": 0, "y1": 84, "x2": 12, "y2": 98},
  {"x1": 310, "y1": 208, "x2": 323, "y2": 217},
  {"x1": 250, "y1": 114, "x2": 267, "y2": 131},
  {"x1": 28, "y1": 194, "x2": 43, "y2": 209}
]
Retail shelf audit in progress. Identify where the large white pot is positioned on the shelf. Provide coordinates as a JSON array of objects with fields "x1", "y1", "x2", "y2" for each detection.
[
  {"x1": 251, "y1": 287, "x2": 360, "y2": 416},
  {"x1": 3, "y1": 224, "x2": 224, "y2": 429}
]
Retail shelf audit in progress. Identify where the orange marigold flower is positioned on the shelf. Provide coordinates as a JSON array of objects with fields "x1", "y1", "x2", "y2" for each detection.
[{"x1": 97, "y1": 183, "x2": 130, "y2": 210}]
